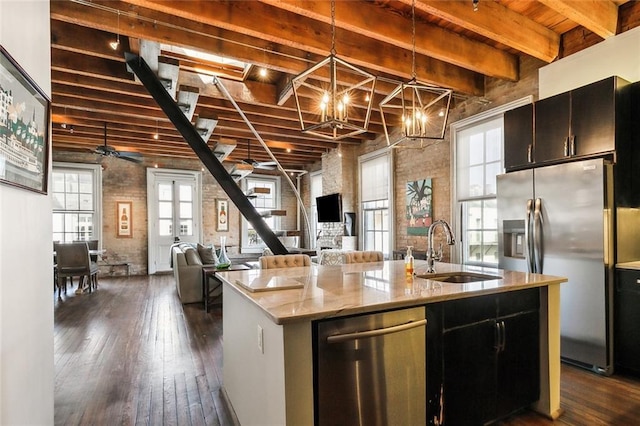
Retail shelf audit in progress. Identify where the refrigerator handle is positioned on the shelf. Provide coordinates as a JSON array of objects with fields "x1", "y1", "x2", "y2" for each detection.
[
  {"x1": 533, "y1": 198, "x2": 544, "y2": 273},
  {"x1": 525, "y1": 199, "x2": 535, "y2": 273}
]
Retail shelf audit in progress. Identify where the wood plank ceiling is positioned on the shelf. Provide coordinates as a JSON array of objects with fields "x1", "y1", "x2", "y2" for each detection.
[{"x1": 50, "y1": 0, "x2": 639, "y2": 169}]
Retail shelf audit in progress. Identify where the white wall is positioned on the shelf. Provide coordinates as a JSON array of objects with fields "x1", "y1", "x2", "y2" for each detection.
[
  {"x1": 539, "y1": 26, "x2": 640, "y2": 98},
  {"x1": 0, "y1": 1, "x2": 54, "y2": 424}
]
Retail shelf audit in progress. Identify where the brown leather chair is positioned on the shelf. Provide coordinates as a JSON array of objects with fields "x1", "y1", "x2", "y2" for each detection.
[
  {"x1": 55, "y1": 242, "x2": 99, "y2": 295},
  {"x1": 259, "y1": 254, "x2": 312, "y2": 269}
]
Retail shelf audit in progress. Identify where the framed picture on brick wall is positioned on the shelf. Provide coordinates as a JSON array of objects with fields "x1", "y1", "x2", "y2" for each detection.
[
  {"x1": 117, "y1": 201, "x2": 133, "y2": 238},
  {"x1": 406, "y1": 178, "x2": 432, "y2": 236},
  {"x1": 216, "y1": 198, "x2": 228, "y2": 232}
]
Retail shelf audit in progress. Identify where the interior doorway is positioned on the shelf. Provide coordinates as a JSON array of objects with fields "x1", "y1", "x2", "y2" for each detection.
[{"x1": 147, "y1": 168, "x2": 202, "y2": 274}]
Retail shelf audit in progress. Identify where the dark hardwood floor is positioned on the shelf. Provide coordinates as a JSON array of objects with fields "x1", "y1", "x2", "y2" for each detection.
[{"x1": 55, "y1": 275, "x2": 640, "y2": 425}]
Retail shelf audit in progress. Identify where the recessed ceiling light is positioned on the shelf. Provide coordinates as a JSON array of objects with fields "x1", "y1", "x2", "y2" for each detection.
[{"x1": 259, "y1": 68, "x2": 268, "y2": 78}]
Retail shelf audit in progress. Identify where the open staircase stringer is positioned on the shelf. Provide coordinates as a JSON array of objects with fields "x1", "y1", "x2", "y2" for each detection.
[{"x1": 124, "y1": 52, "x2": 288, "y2": 256}]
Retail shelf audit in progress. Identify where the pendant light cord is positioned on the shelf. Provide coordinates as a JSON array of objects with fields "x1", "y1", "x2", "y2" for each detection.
[
  {"x1": 330, "y1": 0, "x2": 336, "y2": 55},
  {"x1": 411, "y1": 0, "x2": 416, "y2": 80}
]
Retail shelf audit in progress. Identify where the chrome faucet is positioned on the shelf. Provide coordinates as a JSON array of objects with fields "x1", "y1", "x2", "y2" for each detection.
[{"x1": 426, "y1": 220, "x2": 455, "y2": 273}]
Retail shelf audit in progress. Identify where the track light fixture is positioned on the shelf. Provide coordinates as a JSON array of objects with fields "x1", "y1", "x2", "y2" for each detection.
[{"x1": 109, "y1": 11, "x2": 121, "y2": 50}]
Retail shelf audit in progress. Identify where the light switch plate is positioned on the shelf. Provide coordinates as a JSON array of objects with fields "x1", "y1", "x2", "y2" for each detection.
[{"x1": 257, "y1": 324, "x2": 264, "y2": 354}]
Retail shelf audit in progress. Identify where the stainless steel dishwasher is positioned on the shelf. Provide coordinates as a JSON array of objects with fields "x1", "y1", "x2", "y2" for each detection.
[{"x1": 315, "y1": 306, "x2": 427, "y2": 426}]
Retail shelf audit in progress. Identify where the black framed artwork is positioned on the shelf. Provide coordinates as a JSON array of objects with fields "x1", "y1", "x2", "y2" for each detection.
[{"x1": 0, "y1": 45, "x2": 51, "y2": 194}]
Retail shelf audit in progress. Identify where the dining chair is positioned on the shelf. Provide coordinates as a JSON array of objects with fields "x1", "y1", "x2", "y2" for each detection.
[
  {"x1": 344, "y1": 251, "x2": 384, "y2": 264},
  {"x1": 55, "y1": 242, "x2": 99, "y2": 296},
  {"x1": 259, "y1": 254, "x2": 311, "y2": 269},
  {"x1": 74, "y1": 239, "x2": 99, "y2": 262}
]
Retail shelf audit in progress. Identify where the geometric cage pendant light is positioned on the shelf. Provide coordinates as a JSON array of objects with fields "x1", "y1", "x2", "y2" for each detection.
[
  {"x1": 291, "y1": 0, "x2": 377, "y2": 141},
  {"x1": 379, "y1": 0, "x2": 452, "y2": 148}
]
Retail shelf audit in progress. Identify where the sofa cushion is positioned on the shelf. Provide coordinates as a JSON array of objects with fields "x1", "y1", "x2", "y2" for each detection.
[
  {"x1": 197, "y1": 243, "x2": 219, "y2": 265},
  {"x1": 318, "y1": 249, "x2": 346, "y2": 265},
  {"x1": 183, "y1": 246, "x2": 202, "y2": 266}
]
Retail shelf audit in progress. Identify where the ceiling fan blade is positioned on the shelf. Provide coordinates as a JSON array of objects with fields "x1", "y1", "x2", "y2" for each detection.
[
  {"x1": 116, "y1": 151, "x2": 144, "y2": 163},
  {"x1": 255, "y1": 162, "x2": 277, "y2": 170}
]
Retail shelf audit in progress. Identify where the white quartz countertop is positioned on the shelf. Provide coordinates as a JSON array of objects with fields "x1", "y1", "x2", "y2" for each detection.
[{"x1": 217, "y1": 260, "x2": 567, "y2": 325}]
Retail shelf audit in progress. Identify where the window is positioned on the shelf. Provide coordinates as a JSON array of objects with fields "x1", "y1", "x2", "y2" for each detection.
[
  {"x1": 241, "y1": 176, "x2": 280, "y2": 252},
  {"x1": 52, "y1": 163, "x2": 102, "y2": 243},
  {"x1": 452, "y1": 97, "x2": 532, "y2": 267},
  {"x1": 359, "y1": 150, "x2": 393, "y2": 256}
]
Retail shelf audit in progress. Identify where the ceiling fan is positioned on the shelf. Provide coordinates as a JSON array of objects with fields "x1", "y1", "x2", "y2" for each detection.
[
  {"x1": 93, "y1": 123, "x2": 143, "y2": 163},
  {"x1": 241, "y1": 139, "x2": 277, "y2": 170}
]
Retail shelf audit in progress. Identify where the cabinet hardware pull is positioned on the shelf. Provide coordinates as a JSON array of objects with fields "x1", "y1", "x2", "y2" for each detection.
[
  {"x1": 527, "y1": 144, "x2": 533, "y2": 163},
  {"x1": 570, "y1": 135, "x2": 576, "y2": 156},
  {"x1": 495, "y1": 321, "x2": 506, "y2": 353},
  {"x1": 563, "y1": 138, "x2": 569, "y2": 157},
  {"x1": 327, "y1": 319, "x2": 427, "y2": 344}
]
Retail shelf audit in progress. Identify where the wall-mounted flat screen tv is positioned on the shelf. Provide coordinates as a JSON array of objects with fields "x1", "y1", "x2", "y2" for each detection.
[{"x1": 316, "y1": 193, "x2": 342, "y2": 223}]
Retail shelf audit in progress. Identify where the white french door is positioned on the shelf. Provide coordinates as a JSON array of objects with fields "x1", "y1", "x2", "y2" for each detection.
[{"x1": 147, "y1": 168, "x2": 202, "y2": 274}]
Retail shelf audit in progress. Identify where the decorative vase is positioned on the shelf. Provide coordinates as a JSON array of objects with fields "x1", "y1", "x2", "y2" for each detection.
[{"x1": 216, "y1": 236, "x2": 231, "y2": 269}]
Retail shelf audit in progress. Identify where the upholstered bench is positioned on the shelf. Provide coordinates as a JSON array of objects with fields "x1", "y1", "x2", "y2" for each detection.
[
  {"x1": 345, "y1": 250, "x2": 384, "y2": 263},
  {"x1": 259, "y1": 254, "x2": 312, "y2": 269},
  {"x1": 318, "y1": 249, "x2": 384, "y2": 265}
]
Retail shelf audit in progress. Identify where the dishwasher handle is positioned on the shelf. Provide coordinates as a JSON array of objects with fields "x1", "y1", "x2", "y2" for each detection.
[{"x1": 327, "y1": 319, "x2": 427, "y2": 344}]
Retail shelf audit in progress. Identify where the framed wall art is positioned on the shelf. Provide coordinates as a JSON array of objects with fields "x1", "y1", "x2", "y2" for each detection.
[
  {"x1": 216, "y1": 198, "x2": 229, "y2": 232},
  {"x1": 0, "y1": 45, "x2": 51, "y2": 194},
  {"x1": 117, "y1": 201, "x2": 133, "y2": 238},
  {"x1": 406, "y1": 178, "x2": 433, "y2": 236}
]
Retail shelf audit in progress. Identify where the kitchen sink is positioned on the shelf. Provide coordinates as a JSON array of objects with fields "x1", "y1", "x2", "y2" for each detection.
[{"x1": 415, "y1": 272, "x2": 502, "y2": 283}]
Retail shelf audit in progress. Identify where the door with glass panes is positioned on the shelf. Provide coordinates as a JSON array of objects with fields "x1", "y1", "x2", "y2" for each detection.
[{"x1": 148, "y1": 170, "x2": 201, "y2": 273}]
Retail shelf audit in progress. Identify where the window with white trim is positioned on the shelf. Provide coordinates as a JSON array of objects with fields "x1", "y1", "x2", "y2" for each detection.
[
  {"x1": 359, "y1": 150, "x2": 393, "y2": 256},
  {"x1": 452, "y1": 97, "x2": 532, "y2": 267},
  {"x1": 241, "y1": 175, "x2": 280, "y2": 252},
  {"x1": 52, "y1": 162, "x2": 102, "y2": 243}
]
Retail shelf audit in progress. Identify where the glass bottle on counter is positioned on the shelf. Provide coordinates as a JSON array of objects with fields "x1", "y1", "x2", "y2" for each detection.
[{"x1": 405, "y1": 245, "x2": 414, "y2": 275}]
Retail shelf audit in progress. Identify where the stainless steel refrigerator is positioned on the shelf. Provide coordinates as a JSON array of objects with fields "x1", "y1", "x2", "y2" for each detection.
[{"x1": 497, "y1": 158, "x2": 614, "y2": 374}]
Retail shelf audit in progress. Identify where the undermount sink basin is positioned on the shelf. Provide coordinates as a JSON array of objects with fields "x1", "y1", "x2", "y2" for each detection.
[{"x1": 415, "y1": 272, "x2": 502, "y2": 283}]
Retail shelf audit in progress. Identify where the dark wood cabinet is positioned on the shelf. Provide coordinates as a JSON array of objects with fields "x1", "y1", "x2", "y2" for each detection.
[
  {"x1": 504, "y1": 103, "x2": 534, "y2": 171},
  {"x1": 505, "y1": 76, "x2": 630, "y2": 170},
  {"x1": 533, "y1": 91, "x2": 571, "y2": 164},
  {"x1": 570, "y1": 77, "x2": 619, "y2": 157},
  {"x1": 441, "y1": 288, "x2": 540, "y2": 425},
  {"x1": 615, "y1": 268, "x2": 640, "y2": 375}
]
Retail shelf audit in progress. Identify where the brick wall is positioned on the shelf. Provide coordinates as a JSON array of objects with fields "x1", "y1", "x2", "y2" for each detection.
[
  {"x1": 53, "y1": 56, "x2": 543, "y2": 270},
  {"x1": 332, "y1": 56, "x2": 544, "y2": 258},
  {"x1": 52, "y1": 151, "x2": 294, "y2": 275}
]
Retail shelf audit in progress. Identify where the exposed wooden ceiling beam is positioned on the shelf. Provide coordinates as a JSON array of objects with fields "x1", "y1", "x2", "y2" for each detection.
[
  {"x1": 259, "y1": 0, "x2": 517, "y2": 80},
  {"x1": 538, "y1": 0, "x2": 619, "y2": 39},
  {"x1": 116, "y1": 0, "x2": 484, "y2": 95},
  {"x1": 408, "y1": 0, "x2": 561, "y2": 63}
]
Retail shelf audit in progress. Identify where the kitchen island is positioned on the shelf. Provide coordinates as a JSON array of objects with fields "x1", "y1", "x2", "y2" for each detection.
[{"x1": 217, "y1": 260, "x2": 566, "y2": 425}]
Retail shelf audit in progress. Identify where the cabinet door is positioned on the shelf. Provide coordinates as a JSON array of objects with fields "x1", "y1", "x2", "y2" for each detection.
[
  {"x1": 443, "y1": 321, "x2": 497, "y2": 425},
  {"x1": 615, "y1": 270, "x2": 640, "y2": 373},
  {"x1": 571, "y1": 77, "x2": 617, "y2": 157},
  {"x1": 504, "y1": 104, "x2": 534, "y2": 171},
  {"x1": 496, "y1": 311, "x2": 540, "y2": 419},
  {"x1": 534, "y1": 92, "x2": 570, "y2": 164}
]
